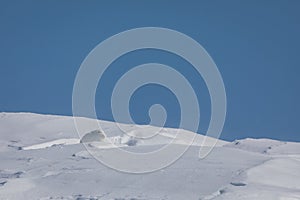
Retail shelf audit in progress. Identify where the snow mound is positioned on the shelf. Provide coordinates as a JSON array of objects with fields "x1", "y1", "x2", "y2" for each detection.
[
  {"x1": 226, "y1": 138, "x2": 300, "y2": 156},
  {"x1": 80, "y1": 130, "x2": 105, "y2": 143},
  {"x1": 226, "y1": 138, "x2": 284, "y2": 154}
]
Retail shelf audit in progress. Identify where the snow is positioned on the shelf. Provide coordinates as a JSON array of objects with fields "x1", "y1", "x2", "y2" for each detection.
[
  {"x1": 0, "y1": 112, "x2": 299, "y2": 200},
  {"x1": 80, "y1": 130, "x2": 105, "y2": 143},
  {"x1": 23, "y1": 138, "x2": 80, "y2": 150},
  {"x1": 247, "y1": 157, "x2": 300, "y2": 190}
]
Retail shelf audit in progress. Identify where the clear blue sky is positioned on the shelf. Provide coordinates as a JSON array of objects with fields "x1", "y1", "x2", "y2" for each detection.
[{"x1": 1, "y1": 1, "x2": 299, "y2": 142}]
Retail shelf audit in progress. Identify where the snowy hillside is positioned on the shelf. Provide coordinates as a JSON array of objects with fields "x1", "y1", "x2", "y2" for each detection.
[{"x1": 0, "y1": 112, "x2": 299, "y2": 200}]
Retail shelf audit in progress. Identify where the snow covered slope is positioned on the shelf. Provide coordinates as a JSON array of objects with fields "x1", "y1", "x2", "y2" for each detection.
[{"x1": 0, "y1": 112, "x2": 299, "y2": 200}]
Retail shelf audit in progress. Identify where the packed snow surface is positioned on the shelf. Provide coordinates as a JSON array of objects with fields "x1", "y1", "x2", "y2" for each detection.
[{"x1": 0, "y1": 112, "x2": 299, "y2": 200}]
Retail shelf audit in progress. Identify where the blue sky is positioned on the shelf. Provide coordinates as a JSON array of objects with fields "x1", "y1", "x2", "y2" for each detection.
[{"x1": 0, "y1": 1, "x2": 299, "y2": 142}]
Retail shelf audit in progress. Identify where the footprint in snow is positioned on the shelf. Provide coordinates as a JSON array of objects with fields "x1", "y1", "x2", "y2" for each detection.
[
  {"x1": 230, "y1": 182, "x2": 247, "y2": 186},
  {"x1": 0, "y1": 171, "x2": 24, "y2": 179}
]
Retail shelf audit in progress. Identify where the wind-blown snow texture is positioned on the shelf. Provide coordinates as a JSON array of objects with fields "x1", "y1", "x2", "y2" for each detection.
[{"x1": 0, "y1": 113, "x2": 299, "y2": 200}]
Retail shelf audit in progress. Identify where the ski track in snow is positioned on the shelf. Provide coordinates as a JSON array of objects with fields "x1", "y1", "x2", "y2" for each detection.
[{"x1": 0, "y1": 112, "x2": 300, "y2": 200}]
